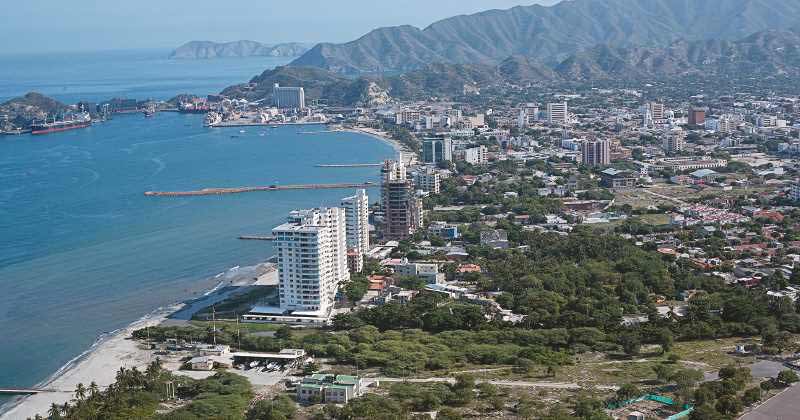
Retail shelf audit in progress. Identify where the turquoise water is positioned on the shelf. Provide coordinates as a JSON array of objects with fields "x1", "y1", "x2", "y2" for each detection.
[{"x1": 0, "y1": 52, "x2": 393, "y2": 410}]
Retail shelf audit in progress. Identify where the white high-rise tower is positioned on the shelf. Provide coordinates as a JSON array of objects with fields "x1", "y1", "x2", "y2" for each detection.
[
  {"x1": 272, "y1": 208, "x2": 349, "y2": 318},
  {"x1": 341, "y1": 189, "x2": 370, "y2": 272}
]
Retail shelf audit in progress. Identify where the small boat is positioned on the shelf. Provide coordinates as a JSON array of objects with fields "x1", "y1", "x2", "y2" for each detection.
[{"x1": 239, "y1": 130, "x2": 246, "y2": 134}]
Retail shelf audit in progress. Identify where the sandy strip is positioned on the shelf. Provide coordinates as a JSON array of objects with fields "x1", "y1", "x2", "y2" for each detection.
[
  {"x1": 1, "y1": 263, "x2": 273, "y2": 419},
  {"x1": 342, "y1": 127, "x2": 409, "y2": 159},
  {"x1": 0, "y1": 304, "x2": 181, "y2": 420}
]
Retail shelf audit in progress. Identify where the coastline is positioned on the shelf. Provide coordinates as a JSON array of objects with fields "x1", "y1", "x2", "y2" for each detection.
[
  {"x1": 0, "y1": 126, "x2": 394, "y2": 420},
  {"x1": 0, "y1": 263, "x2": 272, "y2": 420},
  {"x1": 342, "y1": 126, "x2": 408, "y2": 160},
  {"x1": 0, "y1": 304, "x2": 180, "y2": 420}
]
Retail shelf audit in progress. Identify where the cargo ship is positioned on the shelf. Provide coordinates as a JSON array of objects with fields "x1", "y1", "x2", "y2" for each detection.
[{"x1": 31, "y1": 113, "x2": 92, "y2": 135}]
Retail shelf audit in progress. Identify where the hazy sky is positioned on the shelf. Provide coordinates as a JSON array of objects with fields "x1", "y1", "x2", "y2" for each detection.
[{"x1": 1, "y1": 1, "x2": 560, "y2": 54}]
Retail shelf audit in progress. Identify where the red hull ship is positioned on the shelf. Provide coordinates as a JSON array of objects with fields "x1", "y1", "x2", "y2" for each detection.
[{"x1": 31, "y1": 113, "x2": 92, "y2": 135}]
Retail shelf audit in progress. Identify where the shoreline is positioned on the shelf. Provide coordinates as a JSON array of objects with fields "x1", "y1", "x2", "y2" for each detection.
[
  {"x1": 0, "y1": 125, "x2": 397, "y2": 419},
  {"x1": 0, "y1": 263, "x2": 272, "y2": 420},
  {"x1": 341, "y1": 126, "x2": 408, "y2": 160}
]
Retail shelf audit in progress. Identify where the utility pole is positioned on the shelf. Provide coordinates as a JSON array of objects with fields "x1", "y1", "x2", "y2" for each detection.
[
  {"x1": 212, "y1": 306, "x2": 217, "y2": 346},
  {"x1": 235, "y1": 312, "x2": 241, "y2": 350}
]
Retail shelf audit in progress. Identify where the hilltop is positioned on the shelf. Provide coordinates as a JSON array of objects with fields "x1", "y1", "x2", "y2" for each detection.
[{"x1": 290, "y1": 0, "x2": 800, "y2": 75}]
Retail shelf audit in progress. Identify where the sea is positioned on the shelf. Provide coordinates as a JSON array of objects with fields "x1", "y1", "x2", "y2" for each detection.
[{"x1": 0, "y1": 49, "x2": 394, "y2": 411}]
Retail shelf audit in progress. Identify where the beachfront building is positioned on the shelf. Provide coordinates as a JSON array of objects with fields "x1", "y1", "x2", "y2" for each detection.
[
  {"x1": 245, "y1": 208, "x2": 349, "y2": 324},
  {"x1": 341, "y1": 189, "x2": 370, "y2": 273},
  {"x1": 273, "y1": 83, "x2": 306, "y2": 109},
  {"x1": 382, "y1": 159, "x2": 423, "y2": 240}
]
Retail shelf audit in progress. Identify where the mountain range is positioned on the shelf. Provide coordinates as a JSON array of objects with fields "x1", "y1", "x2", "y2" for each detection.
[
  {"x1": 289, "y1": 0, "x2": 800, "y2": 75},
  {"x1": 169, "y1": 40, "x2": 310, "y2": 59},
  {"x1": 221, "y1": 29, "x2": 800, "y2": 106}
]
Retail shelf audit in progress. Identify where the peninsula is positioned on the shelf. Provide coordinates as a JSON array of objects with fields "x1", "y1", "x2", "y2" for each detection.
[{"x1": 169, "y1": 40, "x2": 311, "y2": 59}]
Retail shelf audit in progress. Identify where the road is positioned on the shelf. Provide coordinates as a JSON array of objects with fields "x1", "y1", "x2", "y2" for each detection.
[{"x1": 739, "y1": 384, "x2": 800, "y2": 420}]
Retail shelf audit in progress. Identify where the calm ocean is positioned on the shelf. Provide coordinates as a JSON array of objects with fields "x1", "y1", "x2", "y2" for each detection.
[{"x1": 0, "y1": 50, "x2": 393, "y2": 409}]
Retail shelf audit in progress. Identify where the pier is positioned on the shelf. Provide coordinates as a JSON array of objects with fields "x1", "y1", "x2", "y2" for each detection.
[
  {"x1": 315, "y1": 163, "x2": 382, "y2": 168},
  {"x1": 0, "y1": 388, "x2": 51, "y2": 395},
  {"x1": 145, "y1": 182, "x2": 377, "y2": 197},
  {"x1": 238, "y1": 236, "x2": 274, "y2": 241}
]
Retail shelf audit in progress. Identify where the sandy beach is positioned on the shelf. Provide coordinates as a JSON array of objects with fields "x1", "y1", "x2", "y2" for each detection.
[
  {"x1": 0, "y1": 305, "x2": 177, "y2": 420},
  {"x1": 0, "y1": 263, "x2": 275, "y2": 420},
  {"x1": 343, "y1": 126, "x2": 411, "y2": 161}
]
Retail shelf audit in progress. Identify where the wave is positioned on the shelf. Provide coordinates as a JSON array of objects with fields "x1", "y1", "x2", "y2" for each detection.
[{"x1": 0, "y1": 262, "x2": 264, "y2": 417}]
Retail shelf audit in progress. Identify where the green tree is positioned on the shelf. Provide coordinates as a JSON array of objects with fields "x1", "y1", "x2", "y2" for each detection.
[
  {"x1": 615, "y1": 383, "x2": 641, "y2": 403},
  {"x1": 274, "y1": 325, "x2": 292, "y2": 340},
  {"x1": 742, "y1": 387, "x2": 762, "y2": 406},
  {"x1": 657, "y1": 328, "x2": 674, "y2": 353},
  {"x1": 74, "y1": 383, "x2": 86, "y2": 401},
  {"x1": 715, "y1": 395, "x2": 743, "y2": 417},
  {"x1": 689, "y1": 404, "x2": 723, "y2": 420},
  {"x1": 246, "y1": 395, "x2": 296, "y2": 420},
  {"x1": 437, "y1": 407, "x2": 463, "y2": 420},
  {"x1": 618, "y1": 332, "x2": 641, "y2": 356},
  {"x1": 777, "y1": 370, "x2": 800, "y2": 387}
]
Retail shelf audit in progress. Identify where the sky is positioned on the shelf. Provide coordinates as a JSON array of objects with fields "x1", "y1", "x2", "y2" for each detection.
[{"x1": 0, "y1": 0, "x2": 561, "y2": 54}]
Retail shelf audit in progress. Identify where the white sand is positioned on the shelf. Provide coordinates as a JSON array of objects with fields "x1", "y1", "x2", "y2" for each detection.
[
  {"x1": 1, "y1": 263, "x2": 274, "y2": 419},
  {"x1": 0, "y1": 305, "x2": 181, "y2": 420},
  {"x1": 344, "y1": 127, "x2": 408, "y2": 158}
]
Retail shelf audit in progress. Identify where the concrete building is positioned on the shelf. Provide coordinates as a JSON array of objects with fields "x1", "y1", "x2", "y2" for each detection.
[
  {"x1": 600, "y1": 168, "x2": 637, "y2": 190},
  {"x1": 414, "y1": 170, "x2": 441, "y2": 194},
  {"x1": 791, "y1": 182, "x2": 800, "y2": 202},
  {"x1": 582, "y1": 139, "x2": 611, "y2": 167},
  {"x1": 273, "y1": 83, "x2": 306, "y2": 109},
  {"x1": 394, "y1": 260, "x2": 445, "y2": 285},
  {"x1": 297, "y1": 374, "x2": 363, "y2": 404},
  {"x1": 688, "y1": 108, "x2": 706, "y2": 126},
  {"x1": 463, "y1": 145, "x2": 488, "y2": 165},
  {"x1": 428, "y1": 221, "x2": 459, "y2": 240},
  {"x1": 341, "y1": 189, "x2": 370, "y2": 273},
  {"x1": 547, "y1": 102, "x2": 568, "y2": 125},
  {"x1": 662, "y1": 130, "x2": 686, "y2": 153},
  {"x1": 650, "y1": 102, "x2": 665, "y2": 121},
  {"x1": 272, "y1": 208, "x2": 349, "y2": 319},
  {"x1": 382, "y1": 159, "x2": 422, "y2": 240},
  {"x1": 480, "y1": 229, "x2": 509, "y2": 249},
  {"x1": 422, "y1": 136, "x2": 453, "y2": 164}
]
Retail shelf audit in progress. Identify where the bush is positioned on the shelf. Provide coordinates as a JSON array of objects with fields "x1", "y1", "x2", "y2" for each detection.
[
  {"x1": 777, "y1": 370, "x2": 800, "y2": 387},
  {"x1": 742, "y1": 387, "x2": 762, "y2": 406}
]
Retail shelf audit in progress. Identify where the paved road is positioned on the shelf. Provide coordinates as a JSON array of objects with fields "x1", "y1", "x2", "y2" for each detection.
[{"x1": 740, "y1": 384, "x2": 800, "y2": 420}]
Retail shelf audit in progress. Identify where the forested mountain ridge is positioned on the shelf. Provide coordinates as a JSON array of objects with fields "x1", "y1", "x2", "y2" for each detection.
[{"x1": 290, "y1": 0, "x2": 800, "y2": 75}]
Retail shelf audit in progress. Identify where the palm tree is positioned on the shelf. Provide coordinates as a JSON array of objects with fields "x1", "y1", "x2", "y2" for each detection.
[
  {"x1": 61, "y1": 402, "x2": 70, "y2": 416},
  {"x1": 88, "y1": 381, "x2": 99, "y2": 398},
  {"x1": 74, "y1": 383, "x2": 87, "y2": 401},
  {"x1": 48, "y1": 403, "x2": 62, "y2": 419}
]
